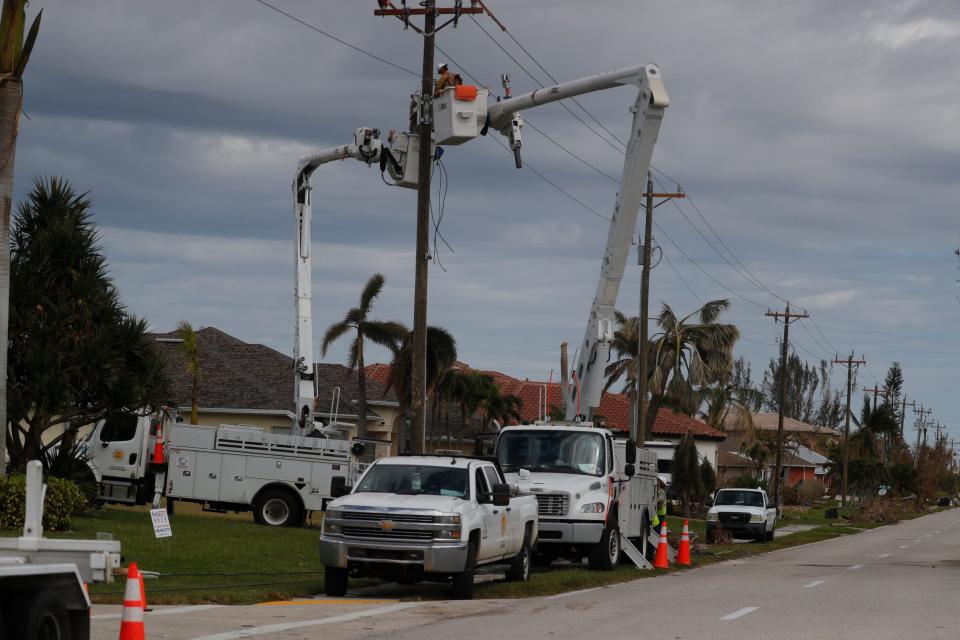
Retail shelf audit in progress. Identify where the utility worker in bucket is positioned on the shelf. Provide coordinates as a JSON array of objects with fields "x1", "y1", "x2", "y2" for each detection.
[
  {"x1": 434, "y1": 62, "x2": 452, "y2": 96},
  {"x1": 655, "y1": 478, "x2": 668, "y2": 533}
]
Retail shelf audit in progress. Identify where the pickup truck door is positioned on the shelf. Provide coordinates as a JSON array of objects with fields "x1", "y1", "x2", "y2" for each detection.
[
  {"x1": 484, "y1": 465, "x2": 521, "y2": 555},
  {"x1": 88, "y1": 414, "x2": 149, "y2": 480},
  {"x1": 474, "y1": 467, "x2": 506, "y2": 561}
]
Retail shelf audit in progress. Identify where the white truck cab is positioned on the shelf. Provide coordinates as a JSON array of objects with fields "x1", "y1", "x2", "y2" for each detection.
[
  {"x1": 490, "y1": 423, "x2": 659, "y2": 570},
  {"x1": 706, "y1": 488, "x2": 778, "y2": 542},
  {"x1": 319, "y1": 455, "x2": 538, "y2": 600}
]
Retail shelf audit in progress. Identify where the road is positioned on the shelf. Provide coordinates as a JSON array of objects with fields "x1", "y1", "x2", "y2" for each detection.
[{"x1": 90, "y1": 509, "x2": 960, "y2": 640}]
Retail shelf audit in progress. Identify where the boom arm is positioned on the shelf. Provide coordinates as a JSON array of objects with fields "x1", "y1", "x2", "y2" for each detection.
[
  {"x1": 292, "y1": 128, "x2": 383, "y2": 436},
  {"x1": 489, "y1": 65, "x2": 669, "y2": 424}
]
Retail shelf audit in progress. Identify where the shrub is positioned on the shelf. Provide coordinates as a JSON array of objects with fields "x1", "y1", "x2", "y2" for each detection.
[
  {"x1": 796, "y1": 479, "x2": 827, "y2": 504},
  {"x1": 853, "y1": 497, "x2": 907, "y2": 524},
  {"x1": 781, "y1": 484, "x2": 800, "y2": 506},
  {"x1": 730, "y1": 474, "x2": 764, "y2": 489},
  {"x1": 0, "y1": 474, "x2": 87, "y2": 531}
]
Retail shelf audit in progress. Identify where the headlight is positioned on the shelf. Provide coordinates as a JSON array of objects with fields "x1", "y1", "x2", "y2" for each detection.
[
  {"x1": 580, "y1": 502, "x2": 605, "y2": 514},
  {"x1": 436, "y1": 514, "x2": 461, "y2": 525},
  {"x1": 706, "y1": 512, "x2": 718, "y2": 522},
  {"x1": 749, "y1": 514, "x2": 765, "y2": 523},
  {"x1": 436, "y1": 513, "x2": 462, "y2": 540},
  {"x1": 323, "y1": 509, "x2": 342, "y2": 534}
]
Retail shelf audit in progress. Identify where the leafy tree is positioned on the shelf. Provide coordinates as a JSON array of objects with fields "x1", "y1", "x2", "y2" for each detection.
[
  {"x1": 699, "y1": 458, "x2": 717, "y2": 499},
  {"x1": 761, "y1": 355, "x2": 843, "y2": 428},
  {"x1": 321, "y1": 274, "x2": 407, "y2": 438},
  {"x1": 0, "y1": 1, "x2": 41, "y2": 477},
  {"x1": 548, "y1": 403, "x2": 565, "y2": 421},
  {"x1": 176, "y1": 320, "x2": 202, "y2": 425},
  {"x1": 703, "y1": 357, "x2": 764, "y2": 430},
  {"x1": 6, "y1": 177, "x2": 168, "y2": 467},
  {"x1": 884, "y1": 362, "x2": 904, "y2": 423},
  {"x1": 672, "y1": 432, "x2": 702, "y2": 515},
  {"x1": 646, "y1": 299, "x2": 739, "y2": 440}
]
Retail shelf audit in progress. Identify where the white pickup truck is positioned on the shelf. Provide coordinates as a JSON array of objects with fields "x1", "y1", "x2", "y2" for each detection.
[
  {"x1": 706, "y1": 488, "x2": 778, "y2": 542},
  {"x1": 319, "y1": 455, "x2": 538, "y2": 599}
]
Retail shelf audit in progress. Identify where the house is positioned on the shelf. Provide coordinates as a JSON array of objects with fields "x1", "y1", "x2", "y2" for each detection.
[
  {"x1": 151, "y1": 327, "x2": 401, "y2": 456},
  {"x1": 365, "y1": 362, "x2": 727, "y2": 471}
]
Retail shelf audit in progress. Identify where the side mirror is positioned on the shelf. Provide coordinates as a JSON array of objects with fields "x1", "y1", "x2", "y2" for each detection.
[
  {"x1": 624, "y1": 463, "x2": 635, "y2": 477},
  {"x1": 492, "y1": 483, "x2": 511, "y2": 507},
  {"x1": 330, "y1": 475, "x2": 351, "y2": 498},
  {"x1": 625, "y1": 439, "x2": 637, "y2": 465},
  {"x1": 100, "y1": 440, "x2": 109, "y2": 448},
  {"x1": 350, "y1": 442, "x2": 366, "y2": 457}
]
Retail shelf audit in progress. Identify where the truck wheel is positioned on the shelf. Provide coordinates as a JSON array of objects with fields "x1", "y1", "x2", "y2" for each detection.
[
  {"x1": 766, "y1": 525, "x2": 775, "y2": 542},
  {"x1": 324, "y1": 567, "x2": 348, "y2": 597},
  {"x1": 587, "y1": 524, "x2": 620, "y2": 571},
  {"x1": 254, "y1": 489, "x2": 303, "y2": 527},
  {"x1": 506, "y1": 538, "x2": 531, "y2": 582},
  {"x1": 450, "y1": 541, "x2": 477, "y2": 600},
  {"x1": 21, "y1": 590, "x2": 72, "y2": 640}
]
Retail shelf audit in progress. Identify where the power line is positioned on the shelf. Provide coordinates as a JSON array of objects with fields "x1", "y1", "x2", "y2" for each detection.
[
  {"x1": 254, "y1": 0, "x2": 418, "y2": 77},
  {"x1": 661, "y1": 248, "x2": 703, "y2": 306},
  {"x1": 807, "y1": 315, "x2": 841, "y2": 355}
]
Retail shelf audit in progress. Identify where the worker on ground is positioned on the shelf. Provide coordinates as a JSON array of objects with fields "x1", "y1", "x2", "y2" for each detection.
[
  {"x1": 434, "y1": 62, "x2": 452, "y2": 96},
  {"x1": 655, "y1": 478, "x2": 668, "y2": 533}
]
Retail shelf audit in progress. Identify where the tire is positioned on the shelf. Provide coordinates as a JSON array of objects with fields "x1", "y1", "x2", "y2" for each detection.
[
  {"x1": 450, "y1": 541, "x2": 477, "y2": 600},
  {"x1": 587, "y1": 523, "x2": 620, "y2": 571},
  {"x1": 506, "y1": 537, "x2": 532, "y2": 582},
  {"x1": 19, "y1": 590, "x2": 72, "y2": 640},
  {"x1": 766, "y1": 525, "x2": 775, "y2": 542},
  {"x1": 324, "y1": 567, "x2": 348, "y2": 597},
  {"x1": 253, "y1": 488, "x2": 303, "y2": 527}
]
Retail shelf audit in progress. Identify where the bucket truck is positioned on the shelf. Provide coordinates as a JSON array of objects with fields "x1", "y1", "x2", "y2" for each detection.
[{"x1": 468, "y1": 64, "x2": 669, "y2": 569}]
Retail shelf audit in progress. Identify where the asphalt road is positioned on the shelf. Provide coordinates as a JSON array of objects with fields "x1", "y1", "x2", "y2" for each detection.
[{"x1": 90, "y1": 508, "x2": 960, "y2": 640}]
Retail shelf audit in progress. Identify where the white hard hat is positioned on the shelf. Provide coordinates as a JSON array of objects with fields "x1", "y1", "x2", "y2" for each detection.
[{"x1": 437, "y1": 62, "x2": 448, "y2": 72}]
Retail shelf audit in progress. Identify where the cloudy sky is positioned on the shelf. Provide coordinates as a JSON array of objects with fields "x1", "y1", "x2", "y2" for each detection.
[{"x1": 16, "y1": 1, "x2": 960, "y2": 441}]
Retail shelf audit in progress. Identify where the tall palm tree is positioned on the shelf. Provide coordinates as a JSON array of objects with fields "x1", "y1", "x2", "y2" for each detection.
[
  {"x1": 645, "y1": 299, "x2": 739, "y2": 440},
  {"x1": 176, "y1": 321, "x2": 202, "y2": 425},
  {"x1": 483, "y1": 391, "x2": 523, "y2": 431},
  {"x1": 321, "y1": 274, "x2": 407, "y2": 439},
  {"x1": 0, "y1": 1, "x2": 40, "y2": 477},
  {"x1": 604, "y1": 310, "x2": 640, "y2": 398}
]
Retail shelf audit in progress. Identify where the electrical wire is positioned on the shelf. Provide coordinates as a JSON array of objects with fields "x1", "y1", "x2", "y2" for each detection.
[
  {"x1": 660, "y1": 248, "x2": 703, "y2": 306},
  {"x1": 798, "y1": 318, "x2": 835, "y2": 358},
  {"x1": 808, "y1": 315, "x2": 842, "y2": 355},
  {"x1": 254, "y1": 0, "x2": 418, "y2": 77}
]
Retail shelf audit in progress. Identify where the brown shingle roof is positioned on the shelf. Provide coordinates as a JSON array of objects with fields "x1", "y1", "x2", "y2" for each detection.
[
  {"x1": 722, "y1": 408, "x2": 840, "y2": 436},
  {"x1": 151, "y1": 327, "x2": 396, "y2": 416}
]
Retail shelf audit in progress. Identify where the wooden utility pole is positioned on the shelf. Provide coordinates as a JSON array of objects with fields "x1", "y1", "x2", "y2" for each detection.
[
  {"x1": 764, "y1": 304, "x2": 808, "y2": 505},
  {"x1": 899, "y1": 396, "x2": 915, "y2": 438},
  {"x1": 863, "y1": 385, "x2": 886, "y2": 412},
  {"x1": 913, "y1": 405, "x2": 932, "y2": 468},
  {"x1": 635, "y1": 175, "x2": 684, "y2": 443},
  {"x1": 833, "y1": 352, "x2": 865, "y2": 508},
  {"x1": 373, "y1": 1, "x2": 483, "y2": 454}
]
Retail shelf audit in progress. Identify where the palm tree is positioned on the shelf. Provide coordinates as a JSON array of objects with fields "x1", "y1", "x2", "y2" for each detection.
[
  {"x1": 484, "y1": 392, "x2": 523, "y2": 431},
  {"x1": 604, "y1": 310, "x2": 640, "y2": 397},
  {"x1": 176, "y1": 321, "x2": 202, "y2": 425},
  {"x1": 321, "y1": 274, "x2": 407, "y2": 439},
  {"x1": 0, "y1": 2, "x2": 40, "y2": 477},
  {"x1": 645, "y1": 299, "x2": 739, "y2": 440}
]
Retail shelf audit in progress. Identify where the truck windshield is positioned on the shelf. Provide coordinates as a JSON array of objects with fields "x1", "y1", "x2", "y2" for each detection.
[
  {"x1": 354, "y1": 465, "x2": 469, "y2": 499},
  {"x1": 497, "y1": 430, "x2": 606, "y2": 477},
  {"x1": 714, "y1": 490, "x2": 764, "y2": 507}
]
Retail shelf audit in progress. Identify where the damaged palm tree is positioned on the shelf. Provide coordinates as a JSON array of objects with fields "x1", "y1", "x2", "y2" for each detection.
[{"x1": 0, "y1": 0, "x2": 40, "y2": 477}]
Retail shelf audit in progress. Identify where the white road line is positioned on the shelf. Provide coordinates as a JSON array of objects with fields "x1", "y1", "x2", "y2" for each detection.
[
  {"x1": 93, "y1": 605, "x2": 223, "y2": 621},
  {"x1": 878, "y1": 553, "x2": 891, "y2": 558},
  {"x1": 720, "y1": 607, "x2": 758, "y2": 621},
  {"x1": 924, "y1": 534, "x2": 932, "y2": 538},
  {"x1": 544, "y1": 586, "x2": 602, "y2": 600},
  {"x1": 189, "y1": 603, "x2": 421, "y2": 640},
  {"x1": 803, "y1": 580, "x2": 826, "y2": 588},
  {"x1": 914, "y1": 538, "x2": 922, "y2": 543},
  {"x1": 898, "y1": 545, "x2": 909, "y2": 549},
  {"x1": 849, "y1": 564, "x2": 863, "y2": 571}
]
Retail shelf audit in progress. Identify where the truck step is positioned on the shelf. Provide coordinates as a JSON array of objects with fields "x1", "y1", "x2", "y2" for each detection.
[{"x1": 620, "y1": 533, "x2": 653, "y2": 569}]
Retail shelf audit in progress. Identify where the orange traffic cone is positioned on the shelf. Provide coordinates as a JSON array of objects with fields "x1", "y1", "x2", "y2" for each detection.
[
  {"x1": 119, "y1": 564, "x2": 145, "y2": 640},
  {"x1": 677, "y1": 519, "x2": 691, "y2": 566},
  {"x1": 653, "y1": 519, "x2": 670, "y2": 569},
  {"x1": 152, "y1": 424, "x2": 165, "y2": 465},
  {"x1": 137, "y1": 565, "x2": 151, "y2": 611}
]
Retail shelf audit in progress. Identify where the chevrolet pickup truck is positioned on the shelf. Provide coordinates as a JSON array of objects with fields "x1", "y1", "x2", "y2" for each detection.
[
  {"x1": 706, "y1": 488, "x2": 778, "y2": 542},
  {"x1": 319, "y1": 455, "x2": 538, "y2": 599}
]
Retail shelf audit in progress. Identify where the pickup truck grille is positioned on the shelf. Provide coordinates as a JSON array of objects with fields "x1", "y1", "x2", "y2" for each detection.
[
  {"x1": 718, "y1": 512, "x2": 751, "y2": 524},
  {"x1": 341, "y1": 526, "x2": 434, "y2": 541},
  {"x1": 341, "y1": 512, "x2": 434, "y2": 524},
  {"x1": 535, "y1": 494, "x2": 569, "y2": 518}
]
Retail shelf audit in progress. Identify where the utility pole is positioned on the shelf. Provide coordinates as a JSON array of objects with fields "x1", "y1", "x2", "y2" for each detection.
[
  {"x1": 833, "y1": 352, "x2": 865, "y2": 508},
  {"x1": 635, "y1": 176, "x2": 684, "y2": 443},
  {"x1": 913, "y1": 405, "x2": 932, "y2": 468},
  {"x1": 863, "y1": 385, "x2": 886, "y2": 412},
  {"x1": 764, "y1": 304, "x2": 808, "y2": 505},
  {"x1": 373, "y1": 1, "x2": 484, "y2": 453},
  {"x1": 899, "y1": 396, "x2": 915, "y2": 439}
]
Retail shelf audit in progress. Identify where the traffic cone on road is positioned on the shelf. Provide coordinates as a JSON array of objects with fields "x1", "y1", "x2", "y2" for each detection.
[
  {"x1": 653, "y1": 520, "x2": 670, "y2": 569},
  {"x1": 136, "y1": 564, "x2": 151, "y2": 611},
  {"x1": 152, "y1": 424, "x2": 165, "y2": 465},
  {"x1": 119, "y1": 564, "x2": 145, "y2": 640},
  {"x1": 677, "y1": 519, "x2": 691, "y2": 566}
]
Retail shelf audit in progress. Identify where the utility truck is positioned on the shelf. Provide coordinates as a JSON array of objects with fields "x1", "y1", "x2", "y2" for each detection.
[
  {"x1": 319, "y1": 455, "x2": 538, "y2": 600},
  {"x1": 706, "y1": 488, "x2": 778, "y2": 542},
  {"x1": 0, "y1": 461, "x2": 122, "y2": 640},
  {"x1": 84, "y1": 409, "x2": 364, "y2": 526}
]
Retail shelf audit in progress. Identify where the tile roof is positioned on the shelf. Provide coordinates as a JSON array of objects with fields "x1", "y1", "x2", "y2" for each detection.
[
  {"x1": 151, "y1": 327, "x2": 395, "y2": 416},
  {"x1": 721, "y1": 408, "x2": 840, "y2": 436},
  {"x1": 363, "y1": 362, "x2": 726, "y2": 440}
]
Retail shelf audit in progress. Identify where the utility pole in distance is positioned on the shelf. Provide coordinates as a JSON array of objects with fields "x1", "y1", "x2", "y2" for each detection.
[
  {"x1": 764, "y1": 304, "x2": 808, "y2": 506},
  {"x1": 373, "y1": 1, "x2": 484, "y2": 453},
  {"x1": 912, "y1": 404, "x2": 932, "y2": 468},
  {"x1": 833, "y1": 351, "x2": 865, "y2": 508},
  {"x1": 635, "y1": 175, "x2": 684, "y2": 443},
  {"x1": 863, "y1": 385, "x2": 886, "y2": 412},
  {"x1": 899, "y1": 396, "x2": 915, "y2": 439}
]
